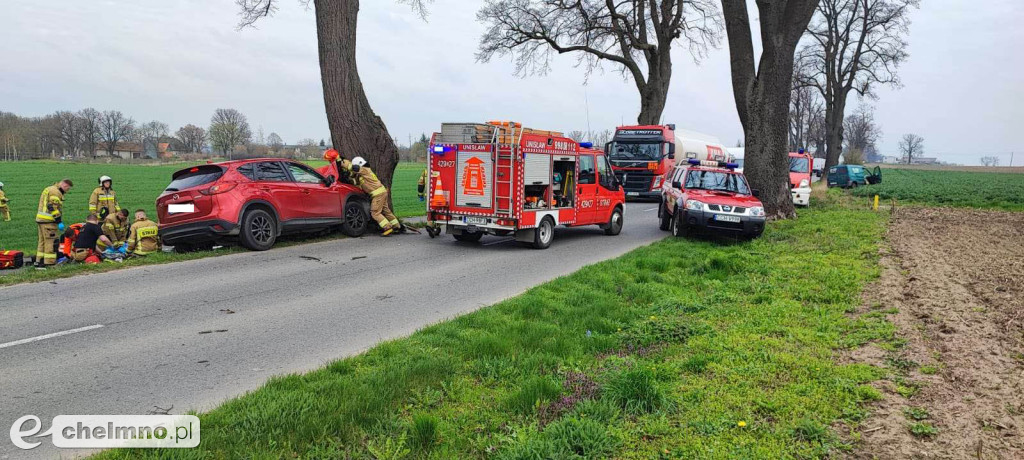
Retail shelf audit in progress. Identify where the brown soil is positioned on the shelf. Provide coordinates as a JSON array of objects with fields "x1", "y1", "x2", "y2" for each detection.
[{"x1": 847, "y1": 207, "x2": 1024, "y2": 459}]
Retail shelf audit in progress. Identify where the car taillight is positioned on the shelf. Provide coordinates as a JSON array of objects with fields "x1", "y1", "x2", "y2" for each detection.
[{"x1": 200, "y1": 182, "x2": 238, "y2": 195}]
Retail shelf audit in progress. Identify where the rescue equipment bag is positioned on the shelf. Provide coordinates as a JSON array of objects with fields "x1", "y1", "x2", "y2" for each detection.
[{"x1": 0, "y1": 250, "x2": 25, "y2": 269}]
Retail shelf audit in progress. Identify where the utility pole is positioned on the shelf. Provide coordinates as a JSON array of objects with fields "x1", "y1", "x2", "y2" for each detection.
[{"x1": 1010, "y1": 151, "x2": 1014, "y2": 167}]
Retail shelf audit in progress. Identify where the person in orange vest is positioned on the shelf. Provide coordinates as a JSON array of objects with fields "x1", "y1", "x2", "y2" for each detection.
[
  {"x1": 351, "y1": 157, "x2": 400, "y2": 236},
  {"x1": 126, "y1": 209, "x2": 161, "y2": 256},
  {"x1": 35, "y1": 178, "x2": 73, "y2": 268},
  {"x1": 89, "y1": 175, "x2": 120, "y2": 220}
]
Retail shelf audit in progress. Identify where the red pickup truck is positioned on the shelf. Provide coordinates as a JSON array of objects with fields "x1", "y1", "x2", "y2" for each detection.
[{"x1": 658, "y1": 159, "x2": 766, "y2": 239}]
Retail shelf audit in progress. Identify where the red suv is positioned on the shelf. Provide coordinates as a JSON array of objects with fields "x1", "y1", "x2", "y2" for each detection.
[
  {"x1": 157, "y1": 159, "x2": 370, "y2": 251},
  {"x1": 658, "y1": 159, "x2": 766, "y2": 239}
]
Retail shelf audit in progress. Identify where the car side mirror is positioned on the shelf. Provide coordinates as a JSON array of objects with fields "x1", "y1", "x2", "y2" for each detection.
[
  {"x1": 667, "y1": 142, "x2": 676, "y2": 159},
  {"x1": 324, "y1": 175, "x2": 336, "y2": 186},
  {"x1": 671, "y1": 181, "x2": 681, "y2": 189},
  {"x1": 752, "y1": 189, "x2": 760, "y2": 197},
  {"x1": 604, "y1": 142, "x2": 612, "y2": 155}
]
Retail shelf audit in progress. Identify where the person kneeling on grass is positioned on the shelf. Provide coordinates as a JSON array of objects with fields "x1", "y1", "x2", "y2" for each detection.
[
  {"x1": 126, "y1": 209, "x2": 160, "y2": 256},
  {"x1": 72, "y1": 213, "x2": 115, "y2": 263}
]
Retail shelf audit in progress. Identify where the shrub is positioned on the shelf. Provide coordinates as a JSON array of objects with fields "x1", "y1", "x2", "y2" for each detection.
[{"x1": 603, "y1": 367, "x2": 668, "y2": 414}]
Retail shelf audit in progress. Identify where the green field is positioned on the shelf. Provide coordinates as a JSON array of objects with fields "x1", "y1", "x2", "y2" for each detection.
[
  {"x1": 0, "y1": 161, "x2": 426, "y2": 255},
  {"x1": 851, "y1": 168, "x2": 1024, "y2": 211},
  {"x1": 98, "y1": 203, "x2": 895, "y2": 459}
]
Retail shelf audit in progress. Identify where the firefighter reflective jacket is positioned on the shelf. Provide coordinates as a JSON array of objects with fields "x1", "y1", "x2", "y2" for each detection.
[
  {"x1": 417, "y1": 169, "x2": 428, "y2": 198},
  {"x1": 0, "y1": 189, "x2": 9, "y2": 207},
  {"x1": 127, "y1": 218, "x2": 160, "y2": 254},
  {"x1": 36, "y1": 184, "x2": 65, "y2": 223},
  {"x1": 102, "y1": 213, "x2": 128, "y2": 244},
  {"x1": 89, "y1": 187, "x2": 119, "y2": 216},
  {"x1": 354, "y1": 166, "x2": 387, "y2": 197}
]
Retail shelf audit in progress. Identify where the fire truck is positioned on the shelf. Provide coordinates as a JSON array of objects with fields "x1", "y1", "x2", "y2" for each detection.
[
  {"x1": 426, "y1": 121, "x2": 626, "y2": 249},
  {"x1": 607, "y1": 125, "x2": 730, "y2": 200}
]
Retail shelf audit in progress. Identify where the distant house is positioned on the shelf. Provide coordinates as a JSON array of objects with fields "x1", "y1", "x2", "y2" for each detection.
[
  {"x1": 95, "y1": 142, "x2": 143, "y2": 159},
  {"x1": 910, "y1": 157, "x2": 938, "y2": 165},
  {"x1": 882, "y1": 156, "x2": 900, "y2": 164}
]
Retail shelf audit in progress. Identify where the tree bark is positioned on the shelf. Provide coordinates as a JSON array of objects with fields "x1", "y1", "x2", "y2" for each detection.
[
  {"x1": 637, "y1": 54, "x2": 672, "y2": 125},
  {"x1": 314, "y1": 0, "x2": 399, "y2": 191},
  {"x1": 721, "y1": 0, "x2": 816, "y2": 219},
  {"x1": 822, "y1": 92, "x2": 847, "y2": 172}
]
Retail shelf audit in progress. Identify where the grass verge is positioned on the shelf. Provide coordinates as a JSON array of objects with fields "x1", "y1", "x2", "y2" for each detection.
[{"x1": 96, "y1": 202, "x2": 890, "y2": 459}]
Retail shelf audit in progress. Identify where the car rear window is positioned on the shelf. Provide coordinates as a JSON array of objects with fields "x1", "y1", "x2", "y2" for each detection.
[{"x1": 165, "y1": 165, "x2": 225, "y2": 191}]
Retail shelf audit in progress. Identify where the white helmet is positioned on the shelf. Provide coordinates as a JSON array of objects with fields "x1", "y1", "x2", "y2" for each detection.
[
  {"x1": 0, "y1": 181, "x2": 4, "y2": 188},
  {"x1": 351, "y1": 157, "x2": 367, "y2": 167},
  {"x1": 99, "y1": 175, "x2": 112, "y2": 185}
]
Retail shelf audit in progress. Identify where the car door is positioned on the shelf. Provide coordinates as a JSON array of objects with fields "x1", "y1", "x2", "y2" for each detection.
[
  {"x1": 576, "y1": 154, "x2": 598, "y2": 223},
  {"x1": 253, "y1": 161, "x2": 301, "y2": 222},
  {"x1": 284, "y1": 162, "x2": 340, "y2": 220},
  {"x1": 594, "y1": 154, "x2": 618, "y2": 223}
]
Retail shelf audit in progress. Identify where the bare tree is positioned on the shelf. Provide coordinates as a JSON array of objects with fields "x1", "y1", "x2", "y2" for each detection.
[
  {"x1": 54, "y1": 111, "x2": 85, "y2": 156},
  {"x1": 721, "y1": 0, "x2": 817, "y2": 219},
  {"x1": 843, "y1": 104, "x2": 881, "y2": 162},
  {"x1": 99, "y1": 110, "x2": 136, "y2": 156},
  {"x1": 477, "y1": 1, "x2": 721, "y2": 125},
  {"x1": 267, "y1": 132, "x2": 284, "y2": 152},
  {"x1": 797, "y1": 0, "x2": 918, "y2": 172},
  {"x1": 235, "y1": 0, "x2": 430, "y2": 193},
  {"x1": 567, "y1": 130, "x2": 586, "y2": 142},
  {"x1": 176, "y1": 124, "x2": 208, "y2": 154},
  {"x1": 980, "y1": 156, "x2": 1000, "y2": 167},
  {"x1": 209, "y1": 108, "x2": 252, "y2": 158},
  {"x1": 788, "y1": 73, "x2": 822, "y2": 152},
  {"x1": 898, "y1": 133, "x2": 924, "y2": 164},
  {"x1": 78, "y1": 108, "x2": 102, "y2": 157}
]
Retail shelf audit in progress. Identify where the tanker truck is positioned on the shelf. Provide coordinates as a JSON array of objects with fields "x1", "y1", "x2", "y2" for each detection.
[{"x1": 606, "y1": 124, "x2": 730, "y2": 200}]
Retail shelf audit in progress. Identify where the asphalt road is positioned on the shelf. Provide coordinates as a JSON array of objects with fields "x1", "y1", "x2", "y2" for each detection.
[{"x1": 0, "y1": 203, "x2": 665, "y2": 459}]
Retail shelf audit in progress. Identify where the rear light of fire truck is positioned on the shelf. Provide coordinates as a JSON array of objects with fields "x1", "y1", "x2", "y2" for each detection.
[{"x1": 496, "y1": 219, "x2": 515, "y2": 227}]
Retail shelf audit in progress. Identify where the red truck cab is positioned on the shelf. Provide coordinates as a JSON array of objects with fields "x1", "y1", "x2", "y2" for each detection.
[
  {"x1": 606, "y1": 124, "x2": 676, "y2": 200},
  {"x1": 658, "y1": 159, "x2": 766, "y2": 239},
  {"x1": 788, "y1": 150, "x2": 813, "y2": 206},
  {"x1": 427, "y1": 122, "x2": 625, "y2": 249}
]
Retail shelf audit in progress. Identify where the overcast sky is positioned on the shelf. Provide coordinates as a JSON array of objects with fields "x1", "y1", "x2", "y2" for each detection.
[{"x1": 1, "y1": 0, "x2": 1021, "y2": 165}]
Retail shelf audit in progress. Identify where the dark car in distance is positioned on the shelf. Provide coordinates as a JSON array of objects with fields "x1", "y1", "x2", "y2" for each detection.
[{"x1": 156, "y1": 159, "x2": 371, "y2": 251}]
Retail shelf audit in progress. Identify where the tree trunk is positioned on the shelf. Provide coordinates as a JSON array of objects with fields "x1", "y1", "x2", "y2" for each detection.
[
  {"x1": 721, "y1": 0, "x2": 816, "y2": 220},
  {"x1": 822, "y1": 92, "x2": 847, "y2": 172},
  {"x1": 636, "y1": 52, "x2": 672, "y2": 126},
  {"x1": 314, "y1": 0, "x2": 399, "y2": 191}
]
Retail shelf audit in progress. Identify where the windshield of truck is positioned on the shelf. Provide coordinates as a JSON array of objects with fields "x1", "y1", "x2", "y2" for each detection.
[
  {"x1": 685, "y1": 170, "x2": 750, "y2": 194},
  {"x1": 789, "y1": 157, "x2": 810, "y2": 173},
  {"x1": 610, "y1": 142, "x2": 662, "y2": 161}
]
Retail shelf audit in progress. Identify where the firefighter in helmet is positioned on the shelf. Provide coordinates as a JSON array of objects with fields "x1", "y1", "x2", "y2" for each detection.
[
  {"x1": 102, "y1": 208, "x2": 130, "y2": 249},
  {"x1": 323, "y1": 149, "x2": 353, "y2": 184},
  {"x1": 0, "y1": 181, "x2": 10, "y2": 222},
  {"x1": 35, "y1": 178, "x2": 73, "y2": 268},
  {"x1": 89, "y1": 175, "x2": 120, "y2": 220},
  {"x1": 351, "y1": 157, "x2": 400, "y2": 236},
  {"x1": 417, "y1": 168, "x2": 429, "y2": 202}
]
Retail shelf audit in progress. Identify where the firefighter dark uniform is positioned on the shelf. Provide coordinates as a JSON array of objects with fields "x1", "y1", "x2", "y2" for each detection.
[
  {"x1": 89, "y1": 180, "x2": 119, "y2": 219},
  {"x1": 127, "y1": 216, "x2": 161, "y2": 255},
  {"x1": 0, "y1": 184, "x2": 10, "y2": 222},
  {"x1": 35, "y1": 183, "x2": 66, "y2": 265},
  {"x1": 351, "y1": 157, "x2": 399, "y2": 235},
  {"x1": 417, "y1": 168, "x2": 428, "y2": 201},
  {"x1": 102, "y1": 213, "x2": 128, "y2": 248}
]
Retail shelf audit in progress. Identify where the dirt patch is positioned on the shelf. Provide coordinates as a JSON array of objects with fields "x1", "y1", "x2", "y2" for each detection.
[{"x1": 847, "y1": 207, "x2": 1024, "y2": 459}]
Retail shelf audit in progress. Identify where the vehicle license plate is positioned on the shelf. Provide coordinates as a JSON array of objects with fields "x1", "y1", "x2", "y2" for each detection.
[
  {"x1": 714, "y1": 214, "x2": 741, "y2": 223},
  {"x1": 627, "y1": 192, "x2": 640, "y2": 196},
  {"x1": 168, "y1": 203, "x2": 195, "y2": 214},
  {"x1": 466, "y1": 216, "x2": 487, "y2": 225}
]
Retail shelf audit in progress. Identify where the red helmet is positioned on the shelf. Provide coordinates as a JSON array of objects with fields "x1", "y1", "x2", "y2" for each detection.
[{"x1": 323, "y1": 149, "x2": 340, "y2": 162}]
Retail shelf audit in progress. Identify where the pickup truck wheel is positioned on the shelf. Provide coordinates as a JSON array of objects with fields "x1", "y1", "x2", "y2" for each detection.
[
  {"x1": 604, "y1": 207, "x2": 623, "y2": 235},
  {"x1": 658, "y1": 203, "x2": 671, "y2": 231},
  {"x1": 532, "y1": 217, "x2": 555, "y2": 249},
  {"x1": 341, "y1": 201, "x2": 369, "y2": 237},
  {"x1": 453, "y1": 231, "x2": 483, "y2": 243},
  {"x1": 240, "y1": 209, "x2": 277, "y2": 251},
  {"x1": 671, "y1": 208, "x2": 689, "y2": 238}
]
